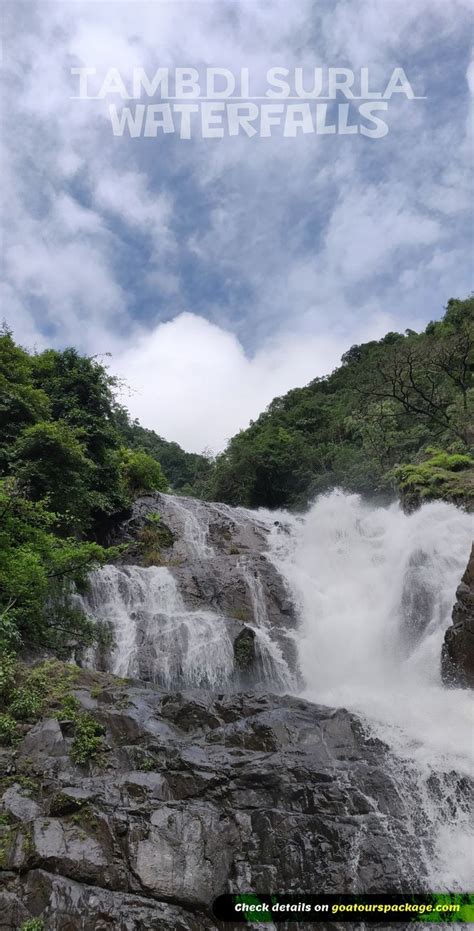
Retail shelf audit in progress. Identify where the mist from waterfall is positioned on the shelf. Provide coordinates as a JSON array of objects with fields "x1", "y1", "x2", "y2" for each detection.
[
  {"x1": 265, "y1": 490, "x2": 473, "y2": 890},
  {"x1": 266, "y1": 491, "x2": 472, "y2": 767}
]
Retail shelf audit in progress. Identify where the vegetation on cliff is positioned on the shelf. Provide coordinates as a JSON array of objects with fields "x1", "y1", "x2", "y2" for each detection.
[
  {"x1": 114, "y1": 410, "x2": 213, "y2": 494},
  {"x1": 204, "y1": 297, "x2": 473, "y2": 509},
  {"x1": 0, "y1": 333, "x2": 168, "y2": 655}
]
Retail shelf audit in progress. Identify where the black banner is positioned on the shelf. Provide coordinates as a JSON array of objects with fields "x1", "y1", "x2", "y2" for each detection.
[{"x1": 212, "y1": 893, "x2": 474, "y2": 923}]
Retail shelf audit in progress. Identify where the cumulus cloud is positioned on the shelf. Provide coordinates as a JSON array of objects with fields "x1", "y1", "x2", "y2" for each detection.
[{"x1": 114, "y1": 310, "x2": 395, "y2": 453}]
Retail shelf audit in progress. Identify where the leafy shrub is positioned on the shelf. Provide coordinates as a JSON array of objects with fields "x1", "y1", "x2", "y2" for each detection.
[
  {"x1": 137, "y1": 756, "x2": 155, "y2": 772},
  {"x1": 120, "y1": 448, "x2": 168, "y2": 497},
  {"x1": 70, "y1": 713, "x2": 105, "y2": 765},
  {"x1": 56, "y1": 694, "x2": 81, "y2": 720},
  {"x1": 9, "y1": 687, "x2": 44, "y2": 721},
  {"x1": 0, "y1": 652, "x2": 16, "y2": 698},
  {"x1": 419, "y1": 448, "x2": 472, "y2": 472},
  {"x1": 137, "y1": 513, "x2": 175, "y2": 566},
  {"x1": 0, "y1": 713, "x2": 18, "y2": 745},
  {"x1": 394, "y1": 448, "x2": 474, "y2": 509},
  {"x1": 1, "y1": 660, "x2": 80, "y2": 733}
]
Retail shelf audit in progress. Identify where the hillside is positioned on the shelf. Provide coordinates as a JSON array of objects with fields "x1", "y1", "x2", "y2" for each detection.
[
  {"x1": 113, "y1": 411, "x2": 213, "y2": 495},
  {"x1": 204, "y1": 297, "x2": 474, "y2": 510}
]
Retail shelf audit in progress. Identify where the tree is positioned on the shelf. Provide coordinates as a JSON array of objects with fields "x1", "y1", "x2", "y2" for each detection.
[
  {"x1": 351, "y1": 298, "x2": 473, "y2": 447},
  {"x1": 30, "y1": 348, "x2": 127, "y2": 526},
  {"x1": 0, "y1": 327, "x2": 50, "y2": 473},
  {"x1": 12, "y1": 420, "x2": 96, "y2": 533},
  {"x1": 113, "y1": 406, "x2": 213, "y2": 492},
  {"x1": 0, "y1": 480, "x2": 112, "y2": 654},
  {"x1": 206, "y1": 297, "x2": 473, "y2": 509},
  {"x1": 120, "y1": 448, "x2": 169, "y2": 497}
]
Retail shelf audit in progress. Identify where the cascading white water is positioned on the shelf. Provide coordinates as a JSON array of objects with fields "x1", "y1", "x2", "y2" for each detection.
[
  {"x1": 265, "y1": 489, "x2": 474, "y2": 890},
  {"x1": 162, "y1": 495, "x2": 215, "y2": 559},
  {"x1": 79, "y1": 492, "x2": 296, "y2": 690},
  {"x1": 81, "y1": 564, "x2": 235, "y2": 688},
  {"x1": 81, "y1": 562, "x2": 295, "y2": 691},
  {"x1": 237, "y1": 553, "x2": 296, "y2": 690}
]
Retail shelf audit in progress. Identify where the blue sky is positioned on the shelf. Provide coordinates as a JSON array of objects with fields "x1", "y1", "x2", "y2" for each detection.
[{"x1": 1, "y1": 0, "x2": 473, "y2": 451}]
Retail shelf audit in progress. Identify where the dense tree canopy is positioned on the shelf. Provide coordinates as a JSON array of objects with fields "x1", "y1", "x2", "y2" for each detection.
[
  {"x1": 0, "y1": 479, "x2": 111, "y2": 655},
  {"x1": 0, "y1": 325, "x2": 213, "y2": 654},
  {"x1": 0, "y1": 330, "x2": 180, "y2": 653},
  {"x1": 204, "y1": 297, "x2": 474, "y2": 509},
  {"x1": 114, "y1": 410, "x2": 213, "y2": 493}
]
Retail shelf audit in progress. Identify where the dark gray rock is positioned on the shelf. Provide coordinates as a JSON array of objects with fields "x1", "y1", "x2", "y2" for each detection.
[
  {"x1": 401, "y1": 548, "x2": 436, "y2": 648},
  {"x1": 233, "y1": 626, "x2": 256, "y2": 671},
  {"x1": 441, "y1": 544, "x2": 474, "y2": 687},
  {"x1": 125, "y1": 494, "x2": 292, "y2": 616},
  {"x1": 2, "y1": 785, "x2": 41, "y2": 823},
  {"x1": 5, "y1": 868, "x2": 217, "y2": 930},
  {"x1": 1, "y1": 668, "x2": 460, "y2": 929},
  {"x1": 19, "y1": 717, "x2": 67, "y2": 762}
]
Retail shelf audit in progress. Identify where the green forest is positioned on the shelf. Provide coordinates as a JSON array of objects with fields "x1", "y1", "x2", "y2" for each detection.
[
  {"x1": 1, "y1": 296, "x2": 472, "y2": 661},
  {"x1": 205, "y1": 296, "x2": 474, "y2": 509},
  {"x1": 0, "y1": 336, "x2": 171, "y2": 660}
]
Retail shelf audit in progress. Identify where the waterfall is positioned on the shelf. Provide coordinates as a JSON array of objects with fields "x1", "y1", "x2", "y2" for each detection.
[
  {"x1": 81, "y1": 562, "x2": 295, "y2": 691},
  {"x1": 237, "y1": 552, "x2": 296, "y2": 690},
  {"x1": 79, "y1": 488, "x2": 472, "y2": 889},
  {"x1": 265, "y1": 489, "x2": 474, "y2": 890},
  {"x1": 80, "y1": 564, "x2": 235, "y2": 689},
  {"x1": 79, "y1": 494, "x2": 296, "y2": 691},
  {"x1": 159, "y1": 495, "x2": 215, "y2": 559}
]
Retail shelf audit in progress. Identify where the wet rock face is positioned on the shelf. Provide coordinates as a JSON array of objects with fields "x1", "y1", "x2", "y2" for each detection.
[
  {"x1": 117, "y1": 493, "x2": 293, "y2": 624},
  {"x1": 401, "y1": 548, "x2": 437, "y2": 648},
  {"x1": 441, "y1": 544, "x2": 474, "y2": 687},
  {"x1": 0, "y1": 669, "x2": 433, "y2": 930},
  {"x1": 98, "y1": 493, "x2": 299, "y2": 687}
]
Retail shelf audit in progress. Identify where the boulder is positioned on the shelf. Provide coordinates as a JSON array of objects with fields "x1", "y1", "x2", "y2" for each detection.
[
  {"x1": 441, "y1": 544, "x2": 474, "y2": 687},
  {"x1": 233, "y1": 626, "x2": 256, "y2": 670}
]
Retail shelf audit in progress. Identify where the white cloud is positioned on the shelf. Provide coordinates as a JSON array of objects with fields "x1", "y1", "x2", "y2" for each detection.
[
  {"x1": 93, "y1": 169, "x2": 174, "y2": 255},
  {"x1": 323, "y1": 185, "x2": 441, "y2": 283},
  {"x1": 113, "y1": 310, "x2": 394, "y2": 453}
]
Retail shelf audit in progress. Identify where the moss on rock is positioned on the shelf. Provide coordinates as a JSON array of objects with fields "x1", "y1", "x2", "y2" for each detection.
[{"x1": 233, "y1": 627, "x2": 256, "y2": 670}]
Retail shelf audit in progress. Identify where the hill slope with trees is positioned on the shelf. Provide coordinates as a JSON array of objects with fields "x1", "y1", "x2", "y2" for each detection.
[{"x1": 204, "y1": 297, "x2": 473, "y2": 511}]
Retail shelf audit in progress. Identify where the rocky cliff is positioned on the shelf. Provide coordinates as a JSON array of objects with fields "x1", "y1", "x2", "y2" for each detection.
[
  {"x1": 441, "y1": 544, "x2": 474, "y2": 688},
  {"x1": 87, "y1": 493, "x2": 299, "y2": 691},
  {"x1": 1, "y1": 665, "x2": 438, "y2": 930}
]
